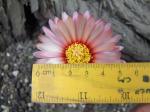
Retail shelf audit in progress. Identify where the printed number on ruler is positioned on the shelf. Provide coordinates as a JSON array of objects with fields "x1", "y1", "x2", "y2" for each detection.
[{"x1": 32, "y1": 63, "x2": 150, "y2": 103}]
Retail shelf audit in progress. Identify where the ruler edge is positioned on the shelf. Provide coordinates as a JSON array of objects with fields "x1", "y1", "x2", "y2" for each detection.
[{"x1": 31, "y1": 62, "x2": 150, "y2": 103}]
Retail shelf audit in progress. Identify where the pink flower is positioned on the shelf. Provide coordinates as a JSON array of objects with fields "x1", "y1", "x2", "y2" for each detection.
[{"x1": 33, "y1": 11, "x2": 124, "y2": 64}]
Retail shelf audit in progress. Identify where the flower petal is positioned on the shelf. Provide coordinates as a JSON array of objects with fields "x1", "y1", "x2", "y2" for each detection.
[
  {"x1": 73, "y1": 11, "x2": 78, "y2": 21},
  {"x1": 36, "y1": 59, "x2": 49, "y2": 63},
  {"x1": 33, "y1": 51, "x2": 61, "y2": 58},
  {"x1": 91, "y1": 23, "x2": 113, "y2": 47},
  {"x1": 94, "y1": 51, "x2": 121, "y2": 60},
  {"x1": 92, "y1": 42, "x2": 115, "y2": 53},
  {"x1": 95, "y1": 59, "x2": 125, "y2": 63},
  {"x1": 114, "y1": 46, "x2": 124, "y2": 51},
  {"x1": 42, "y1": 26, "x2": 63, "y2": 46},
  {"x1": 62, "y1": 12, "x2": 76, "y2": 42},
  {"x1": 49, "y1": 19, "x2": 72, "y2": 44},
  {"x1": 46, "y1": 57, "x2": 64, "y2": 64},
  {"x1": 84, "y1": 10, "x2": 91, "y2": 20},
  {"x1": 107, "y1": 35, "x2": 122, "y2": 43},
  {"x1": 92, "y1": 35, "x2": 122, "y2": 53},
  {"x1": 87, "y1": 20, "x2": 105, "y2": 43},
  {"x1": 82, "y1": 16, "x2": 95, "y2": 42},
  {"x1": 58, "y1": 21, "x2": 71, "y2": 43},
  {"x1": 36, "y1": 42, "x2": 62, "y2": 53},
  {"x1": 36, "y1": 57, "x2": 64, "y2": 64},
  {"x1": 62, "y1": 12, "x2": 69, "y2": 21},
  {"x1": 94, "y1": 51, "x2": 124, "y2": 63},
  {"x1": 73, "y1": 12, "x2": 86, "y2": 41},
  {"x1": 38, "y1": 35, "x2": 51, "y2": 43},
  {"x1": 49, "y1": 20, "x2": 67, "y2": 45},
  {"x1": 54, "y1": 17, "x2": 59, "y2": 24}
]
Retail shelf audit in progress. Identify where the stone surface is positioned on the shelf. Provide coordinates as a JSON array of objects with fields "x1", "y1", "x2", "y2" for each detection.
[{"x1": 0, "y1": 0, "x2": 150, "y2": 112}]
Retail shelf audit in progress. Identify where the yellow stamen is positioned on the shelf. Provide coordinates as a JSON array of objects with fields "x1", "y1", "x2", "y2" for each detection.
[{"x1": 65, "y1": 43, "x2": 91, "y2": 64}]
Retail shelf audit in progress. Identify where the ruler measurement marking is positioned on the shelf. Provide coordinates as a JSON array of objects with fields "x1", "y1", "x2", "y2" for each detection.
[
  {"x1": 34, "y1": 93, "x2": 150, "y2": 103},
  {"x1": 34, "y1": 63, "x2": 150, "y2": 70},
  {"x1": 32, "y1": 63, "x2": 150, "y2": 103},
  {"x1": 33, "y1": 90, "x2": 150, "y2": 103}
]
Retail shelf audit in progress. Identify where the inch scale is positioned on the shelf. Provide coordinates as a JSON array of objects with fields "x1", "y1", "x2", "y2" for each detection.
[{"x1": 32, "y1": 63, "x2": 150, "y2": 103}]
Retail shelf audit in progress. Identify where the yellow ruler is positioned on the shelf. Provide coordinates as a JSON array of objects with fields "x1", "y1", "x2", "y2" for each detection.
[{"x1": 32, "y1": 63, "x2": 150, "y2": 103}]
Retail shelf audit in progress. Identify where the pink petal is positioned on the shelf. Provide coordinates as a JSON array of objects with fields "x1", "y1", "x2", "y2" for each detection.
[
  {"x1": 94, "y1": 59, "x2": 125, "y2": 63},
  {"x1": 36, "y1": 57, "x2": 64, "y2": 64},
  {"x1": 108, "y1": 35, "x2": 122, "y2": 43},
  {"x1": 94, "y1": 51, "x2": 123, "y2": 63},
  {"x1": 92, "y1": 42, "x2": 115, "y2": 53},
  {"x1": 73, "y1": 11, "x2": 78, "y2": 21},
  {"x1": 114, "y1": 46, "x2": 124, "y2": 51},
  {"x1": 42, "y1": 26, "x2": 63, "y2": 46},
  {"x1": 94, "y1": 51, "x2": 124, "y2": 63},
  {"x1": 36, "y1": 43, "x2": 62, "y2": 53},
  {"x1": 54, "y1": 17, "x2": 59, "y2": 24},
  {"x1": 62, "y1": 12, "x2": 69, "y2": 21},
  {"x1": 49, "y1": 19, "x2": 71, "y2": 44},
  {"x1": 91, "y1": 23, "x2": 113, "y2": 47},
  {"x1": 48, "y1": 20, "x2": 67, "y2": 44},
  {"x1": 84, "y1": 10, "x2": 91, "y2": 20},
  {"x1": 57, "y1": 19, "x2": 72, "y2": 43},
  {"x1": 94, "y1": 51, "x2": 121, "y2": 60},
  {"x1": 36, "y1": 59, "x2": 49, "y2": 63},
  {"x1": 73, "y1": 12, "x2": 87, "y2": 41},
  {"x1": 38, "y1": 35, "x2": 51, "y2": 43},
  {"x1": 92, "y1": 35, "x2": 123, "y2": 53},
  {"x1": 87, "y1": 20, "x2": 105, "y2": 44},
  {"x1": 82, "y1": 17, "x2": 95, "y2": 42},
  {"x1": 46, "y1": 57, "x2": 64, "y2": 64},
  {"x1": 97, "y1": 34, "x2": 122, "y2": 45},
  {"x1": 62, "y1": 13, "x2": 76, "y2": 41},
  {"x1": 33, "y1": 51, "x2": 61, "y2": 58}
]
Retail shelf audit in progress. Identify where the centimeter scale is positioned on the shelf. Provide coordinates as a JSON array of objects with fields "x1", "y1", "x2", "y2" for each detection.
[{"x1": 32, "y1": 63, "x2": 150, "y2": 103}]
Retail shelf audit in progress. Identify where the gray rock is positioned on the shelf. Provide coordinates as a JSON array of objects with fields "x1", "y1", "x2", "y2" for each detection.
[
  {"x1": 3, "y1": 65, "x2": 8, "y2": 71},
  {"x1": 12, "y1": 71, "x2": 19, "y2": 77},
  {"x1": 1, "y1": 105, "x2": 9, "y2": 112}
]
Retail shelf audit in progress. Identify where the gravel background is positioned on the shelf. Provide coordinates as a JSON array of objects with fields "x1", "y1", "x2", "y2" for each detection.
[
  {"x1": 0, "y1": 39, "x2": 135, "y2": 112},
  {"x1": 1, "y1": 0, "x2": 150, "y2": 112}
]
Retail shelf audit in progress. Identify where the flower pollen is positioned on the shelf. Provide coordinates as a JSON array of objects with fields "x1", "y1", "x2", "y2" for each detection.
[{"x1": 65, "y1": 43, "x2": 91, "y2": 64}]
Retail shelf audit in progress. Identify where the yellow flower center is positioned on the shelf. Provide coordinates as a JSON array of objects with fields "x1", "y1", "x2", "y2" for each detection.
[{"x1": 65, "y1": 43, "x2": 91, "y2": 64}]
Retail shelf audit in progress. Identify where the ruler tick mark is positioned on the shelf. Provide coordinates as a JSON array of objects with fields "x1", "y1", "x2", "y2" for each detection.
[
  {"x1": 32, "y1": 63, "x2": 150, "y2": 103},
  {"x1": 68, "y1": 70, "x2": 72, "y2": 76}
]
